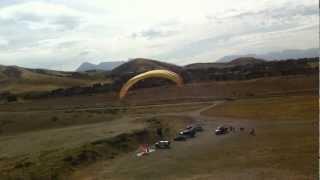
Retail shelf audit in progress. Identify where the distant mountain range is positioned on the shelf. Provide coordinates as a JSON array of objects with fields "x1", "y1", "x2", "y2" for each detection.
[
  {"x1": 217, "y1": 48, "x2": 319, "y2": 63},
  {"x1": 76, "y1": 48, "x2": 318, "y2": 72},
  {"x1": 76, "y1": 61, "x2": 125, "y2": 72},
  {"x1": 0, "y1": 56, "x2": 318, "y2": 97}
]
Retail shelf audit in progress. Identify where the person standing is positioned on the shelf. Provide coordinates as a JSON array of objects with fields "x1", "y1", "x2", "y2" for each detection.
[
  {"x1": 157, "y1": 127, "x2": 163, "y2": 140},
  {"x1": 250, "y1": 128, "x2": 256, "y2": 136}
]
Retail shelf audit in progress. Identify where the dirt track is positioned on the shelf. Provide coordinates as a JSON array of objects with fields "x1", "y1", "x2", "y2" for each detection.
[
  {"x1": 70, "y1": 101, "x2": 256, "y2": 180},
  {"x1": 72, "y1": 101, "x2": 228, "y2": 180},
  {"x1": 1, "y1": 95, "x2": 315, "y2": 180},
  {"x1": 70, "y1": 97, "x2": 316, "y2": 180}
]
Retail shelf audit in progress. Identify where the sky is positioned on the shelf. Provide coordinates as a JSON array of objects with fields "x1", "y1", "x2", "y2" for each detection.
[{"x1": 0, "y1": 0, "x2": 318, "y2": 71}]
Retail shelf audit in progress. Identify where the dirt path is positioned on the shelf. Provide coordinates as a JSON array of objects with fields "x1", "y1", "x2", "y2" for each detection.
[
  {"x1": 69, "y1": 97, "x2": 316, "y2": 180},
  {"x1": 70, "y1": 101, "x2": 232, "y2": 180}
]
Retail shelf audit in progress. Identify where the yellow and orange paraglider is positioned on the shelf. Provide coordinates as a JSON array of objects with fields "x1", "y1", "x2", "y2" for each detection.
[{"x1": 119, "y1": 69, "x2": 183, "y2": 99}]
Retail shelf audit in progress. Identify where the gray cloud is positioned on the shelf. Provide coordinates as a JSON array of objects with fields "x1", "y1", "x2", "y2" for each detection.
[
  {"x1": 52, "y1": 15, "x2": 82, "y2": 31},
  {"x1": 131, "y1": 29, "x2": 178, "y2": 39},
  {"x1": 207, "y1": 4, "x2": 318, "y2": 21},
  {"x1": 234, "y1": 5, "x2": 318, "y2": 22},
  {"x1": 0, "y1": 1, "x2": 317, "y2": 71},
  {"x1": 158, "y1": 34, "x2": 234, "y2": 59},
  {"x1": 77, "y1": 51, "x2": 91, "y2": 57},
  {"x1": 55, "y1": 41, "x2": 81, "y2": 50},
  {"x1": 0, "y1": 0, "x2": 25, "y2": 8},
  {"x1": 15, "y1": 12, "x2": 44, "y2": 22},
  {"x1": 12, "y1": 11, "x2": 82, "y2": 31},
  {"x1": 0, "y1": 12, "x2": 83, "y2": 51},
  {"x1": 161, "y1": 3, "x2": 318, "y2": 60},
  {"x1": 158, "y1": 19, "x2": 180, "y2": 27},
  {"x1": 159, "y1": 24, "x2": 318, "y2": 60}
]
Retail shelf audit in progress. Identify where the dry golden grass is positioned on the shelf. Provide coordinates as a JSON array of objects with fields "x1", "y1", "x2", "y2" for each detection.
[
  {"x1": 0, "y1": 75, "x2": 316, "y2": 113},
  {"x1": 0, "y1": 74, "x2": 317, "y2": 179},
  {"x1": 202, "y1": 95, "x2": 318, "y2": 121},
  {"x1": 0, "y1": 103, "x2": 208, "y2": 179},
  {"x1": 0, "y1": 68, "x2": 111, "y2": 94},
  {"x1": 124, "y1": 74, "x2": 318, "y2": 104},
  {"x1": 87, "y1": 95, "x2": 318, "y2": 180}
]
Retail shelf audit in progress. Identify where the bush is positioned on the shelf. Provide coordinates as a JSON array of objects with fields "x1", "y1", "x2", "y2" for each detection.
[
  {"x1": 51, "y1": 116, "x2": 59, "y2": 122},
  {"x1": 7, "y1": 95, "x2": 17, "y2": 102}
]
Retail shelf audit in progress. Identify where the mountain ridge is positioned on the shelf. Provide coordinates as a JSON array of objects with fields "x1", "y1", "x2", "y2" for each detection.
[
  {"x1": 217, "y1": 48, "x2": 319, "y2": 63},
  {"x1": 76, "y1": 61, "x2": 125, "y2": 72},
  {"x1": 185, "y1": 57, "x2": 265, "y2": 69}
]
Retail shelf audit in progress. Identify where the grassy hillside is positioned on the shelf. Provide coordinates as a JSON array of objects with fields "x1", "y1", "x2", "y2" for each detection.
[
  {"x1": 0, "y1": 66, "x2": 110, "y2": 94},
  {"x1": 0, "y1": 58, "x2": 317, "y2": 96},
  {"x1": 122, "y1": 74, "x2": 318, "y2": 104},
  {"x1": 202, "y1": 95, "x2": 318, "y2": 121},
  {"x1": 0, "y1": 74, "x2": 316, "y2": 112},
  {"x1": 185, "y1": 57, "x2": 265, "y2": 69},
  {"x1": 111, "y1": 58, "x2": 182, "y2": 76}
]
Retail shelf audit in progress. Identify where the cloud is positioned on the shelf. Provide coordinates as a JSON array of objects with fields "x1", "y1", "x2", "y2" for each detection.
[
  {"x1": 131, "y1": 29, "x2": 178, "y2": 39},
  {"x1": 0, "y1": 0, "x2": 24, "y2": 8},
  {"x1": 0, "y1": 2, "x2": 86, "y2": 52},
  {"x1": 53, "y1": 16, "x2": 82, "y2": 30},
  {"x1": 237, "y1": 4, "x2": 318, "y2": 19},
  {"x1": 159, "y1": 2, "x2": 318, "y2": 62},
  {"x1": 0, "y1": 0, "x2": 318, "y2": 70},
  {"x1": 55, "y1": 41, "x2": 81, "y2": 49},
  {"x1": 160, "y1": 23, "x2": 318, "y2": 65}
]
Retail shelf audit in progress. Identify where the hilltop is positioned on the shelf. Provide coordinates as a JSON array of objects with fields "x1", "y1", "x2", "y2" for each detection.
[
  {"x1": 111, "y1": 58, "x2": 183, "y2": 76},
  {"x1": 76, "y1": 61, "x2": 125, "y2": 72},
  {"x1": 110, "y1": 58, "x2": 186, "y2": 90},
  {"x1": 229, "y1": 57, "x2": 265, "y2": 66}
]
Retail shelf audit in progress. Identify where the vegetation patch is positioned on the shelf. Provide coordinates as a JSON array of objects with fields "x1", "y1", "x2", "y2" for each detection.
[{"x1": 0, "y1": 128, "x2": 158, "y2": 180}]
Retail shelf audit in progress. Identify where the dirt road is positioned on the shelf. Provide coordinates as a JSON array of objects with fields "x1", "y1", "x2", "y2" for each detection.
[
  {"x1": 70, "y1": 101, "x2": 255, "y2": 180},
  {"x1": 70, "y1": 98, "x2": 316, "y2": 180}
]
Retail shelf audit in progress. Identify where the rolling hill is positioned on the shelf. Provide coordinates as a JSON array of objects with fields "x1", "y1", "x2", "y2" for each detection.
[
  {"x1": 111, "y1": 58, "x2": 183, "y2": 76},
  {"x1": 109, "y1": 58, "x2": 187, "y2": 90},
  {"x1": 0, "y1": 56, "x2": 318, "y2": 98},
  {"x1": 185, "y1": 57, "x2": 265, "y2": 69},
  {"x1": 0, "y1": 65, "x2": 110, "y2": 94}
]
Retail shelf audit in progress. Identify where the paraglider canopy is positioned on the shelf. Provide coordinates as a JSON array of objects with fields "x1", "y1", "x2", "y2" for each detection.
[{"x1": 119, "y1": 69, "x2": 183, "y2": 99}]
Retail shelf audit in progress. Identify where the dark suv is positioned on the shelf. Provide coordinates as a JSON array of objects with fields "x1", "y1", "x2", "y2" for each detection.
[
  {"x1": 215, "y1": 126, "x2": 228, "y2": 135},
  {"x1": 179, "y1": 128, "x2": 196, "y2": 138},
  {"x1": 186, "y1": 124, "x2": 203, "y2": 132}
]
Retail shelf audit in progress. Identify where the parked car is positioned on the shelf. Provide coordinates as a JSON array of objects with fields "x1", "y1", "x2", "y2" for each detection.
[
  {"x1": 179, "y1": 128, "x2": 196, "y2": 138},
  {"x1": 215, "y1": 126, "x2": 228, "y2": 135},
  {"x1": 155, "y1": 140, "x2": 171, "y2": 149},
  {"x1": 174, "y1": 134, "x2": 187, "y2": 141},
  {"x1": 186, "y1": 124, "x2": 203, "y2": 132}
]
